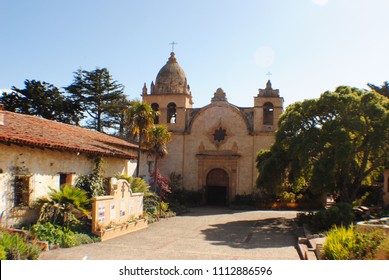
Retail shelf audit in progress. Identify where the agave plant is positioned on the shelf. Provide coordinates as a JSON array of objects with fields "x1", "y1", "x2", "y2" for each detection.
[{"x1": 36, "y1": 185, "x2": 90, "y2": 227}]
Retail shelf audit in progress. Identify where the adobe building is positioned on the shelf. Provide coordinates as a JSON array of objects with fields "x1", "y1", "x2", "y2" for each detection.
[
  {"x1": 142, "y1": 52, "x2": 284, "y2": 205},
  {"x1": 0, "y1": 107, "x2": 148, "y2": 227}
]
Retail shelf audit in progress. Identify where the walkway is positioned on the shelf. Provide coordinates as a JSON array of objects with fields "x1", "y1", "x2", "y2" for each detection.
[{"x1": 39, "y1": 207, "x2": 301, "y2": 260}]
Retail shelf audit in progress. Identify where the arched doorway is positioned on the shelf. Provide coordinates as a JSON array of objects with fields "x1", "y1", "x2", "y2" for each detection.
[{"x1": 206, "y1": 168, "x2": 229, "y2": 205}]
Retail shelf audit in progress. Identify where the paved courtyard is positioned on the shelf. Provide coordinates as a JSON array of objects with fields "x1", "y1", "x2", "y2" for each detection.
[{"x1": 39, "y1": 207, "x2": 301, "y2": 260}]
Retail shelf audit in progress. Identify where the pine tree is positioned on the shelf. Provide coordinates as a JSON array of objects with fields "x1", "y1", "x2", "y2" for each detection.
[
  {"x1": 0, "y1": 79, "x2": 82, "y2": 124},
  {"x1": 65, "y1": 68, "x2": 126, "y2": 132},
  {"x1": 368, "y1": 81, "x2": 389, "y2": 98}
]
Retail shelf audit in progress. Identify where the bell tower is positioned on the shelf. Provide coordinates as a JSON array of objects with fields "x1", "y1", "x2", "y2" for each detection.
[
  {"x1": 253, "y1": 80, "x2": 284, "y2": 132},
  {"x1": 142, "y1": 52, "x2": 193, "y2": 133}
]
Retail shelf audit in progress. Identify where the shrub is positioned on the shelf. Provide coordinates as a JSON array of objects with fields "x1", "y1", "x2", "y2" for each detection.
[
  {"x1": 232, "y1": 194, "x2": 258, "y2": 207},
  {"x1": 352, "y1": 229, "x2": 385, "y2": 260},
  {"x1": 375, "y1": 237, "x2": 389, "y2": 260},
  {"x1": 143, "y1": 193, "x2": 160, "y2": 218},
  {"x1": 322, "y1": 226, "x2": 356, "y2": 260},
  {"x1": 168, "y1": 172, "x2": 183, "y2": 190},
  {"x1": 30, "y1": 222, "x2": 79, "y2": 248},
  {"x1": 25, "y1": 243, "x2": 42, "y2": 260},
  {"x1": 73, "y1": 233, "x2": 96, "y2": 246},
  {"x1": 0, "y1": 230, "x2": 26, "y2": 260},
  {"x1": 321, "y1": 226, "x2": 386, "y2": 260},
  {"x1": 280, "y1": 191, "x2": 296, "y2": 203},
  {"x1": 309, "y1": 203, "x2": 355, "y2": 232},
  {"x1": 159, "y1": 201, "x2": 169, "y2": 213},
  {"x1": 165, "y1": 172, "x2": 202, "y2": 212},
  {"x1": 149, "y1": 169, "x2": 171, "y2": 201},
  {"x1": 0, "y1": 230, "x2": 42, "y2": 260},
  {"x1": 30, "y1": 222, "x2": 64, "y2": 245},
  {"x1": 59, "y1": 232, "x2": 77, "y2": 248},
  {"x1": 30, "y1": 221, "x2": 100, "y2": 248},
  {"x1": 7, "y1": 245, "x2": 22, "y2": 260},
  {"x1": 183, "y1": 190, "x2": 202, "y2": 206},
  {"x1": 0, "y1": 246, "x2": 6, "y2": 260},
  {"x1": 353, "y1": 185, "x2": 384, "y2": 207},
  {"x1": 75, "y1": 158, "x2": 106, "y2": 198},
  {"x1": 167, "y1": 189, "x2": 202, "y2": 212}
]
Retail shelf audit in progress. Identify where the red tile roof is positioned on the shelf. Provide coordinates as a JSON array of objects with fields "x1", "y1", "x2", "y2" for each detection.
[{"x1": 0, "y1": 110, "x2": 138, "y2": 159}]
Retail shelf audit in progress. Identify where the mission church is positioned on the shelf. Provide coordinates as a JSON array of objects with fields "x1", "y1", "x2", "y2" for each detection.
[
  {"x1": 3, "y1": 51, "x2": 389, "y2": 228},
  {"x1": 0, "y1": 49, "x2": 284, "y2": 227},
  {"x1": 142, "y1": 51, "x2": 284, "y2": 205}
]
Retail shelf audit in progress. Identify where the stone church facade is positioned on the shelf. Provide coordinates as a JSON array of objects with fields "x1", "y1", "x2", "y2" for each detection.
[{"x1": 142, "y1": 52, "x2": 284, "y2": 205}]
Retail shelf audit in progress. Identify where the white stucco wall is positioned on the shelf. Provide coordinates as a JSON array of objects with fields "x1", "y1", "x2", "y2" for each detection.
[{"x1": 0, "y1": 143, "x2": 140, "y2": 227}]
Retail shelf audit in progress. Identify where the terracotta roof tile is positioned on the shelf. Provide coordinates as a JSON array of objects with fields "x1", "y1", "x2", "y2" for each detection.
[{"x1": 0, "y1": 110, "x2": 138, "y2": 159}]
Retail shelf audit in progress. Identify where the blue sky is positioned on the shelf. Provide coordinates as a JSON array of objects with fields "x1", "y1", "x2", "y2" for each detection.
[{"x1": 1, "y1": 0, "x2": 388, "y2": 108}]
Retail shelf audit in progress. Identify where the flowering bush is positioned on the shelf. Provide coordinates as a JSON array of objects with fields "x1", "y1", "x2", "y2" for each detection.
[{"x1": 149, "y1": 169, "x2": 171, "y2": 201}]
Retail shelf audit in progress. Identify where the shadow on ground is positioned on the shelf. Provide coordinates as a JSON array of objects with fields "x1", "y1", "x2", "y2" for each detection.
[
  {"x1": 201, "y1": 217, "x2": 297, "y2": 249},
  {"x1": 182, "y1": 206, "x2": 244, "y2": 217}
]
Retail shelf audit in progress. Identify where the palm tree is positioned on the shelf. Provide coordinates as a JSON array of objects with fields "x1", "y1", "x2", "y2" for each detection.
[
  {"x1": 145, "y1": 124, "x2": 171, "y2": 192},
  {"x1": 125, "y1": 101, "x2": 157, "y2": 177},
  {"x1": 36, "y1": 185, "x2": 90, "y2": 227}
]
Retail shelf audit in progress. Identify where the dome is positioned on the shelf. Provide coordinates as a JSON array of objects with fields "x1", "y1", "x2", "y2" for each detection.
[{"x1": 151, "y1": 52, "x2": 191, "y2": 95}]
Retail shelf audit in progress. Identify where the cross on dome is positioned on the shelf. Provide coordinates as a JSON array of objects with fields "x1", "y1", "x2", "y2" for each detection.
[{"x1": 169, "y1": 41, "x2": 178, "y2": 52}]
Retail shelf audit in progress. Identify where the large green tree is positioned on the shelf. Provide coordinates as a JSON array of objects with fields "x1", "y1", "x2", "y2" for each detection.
[
  {"x1": 65, "y1": 68, "x2": 126, "y2": 132},
  {"x1": 0, "y1": 80, "x2": 82, "y2": 124},
  {"x1": 257, "y1": 86, "x2": 389, "y2": 203},
  {"x1": 125, "y1": 101, "x2": 157, "y2": 177},
  {"x1": 368, "y1": 81, "x2": 389, "y2": 98}
]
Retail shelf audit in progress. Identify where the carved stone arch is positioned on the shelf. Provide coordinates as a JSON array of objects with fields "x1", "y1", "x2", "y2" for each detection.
[
  {"x1": 187, "y1": 102, "x2": 252, "y2": 134},
  {"x1": 197, "y1": 156, "x2": 239, "y2": 205},
  {"x1": 206, "y1": 168, "x2": 229, "y2": 186},
  {"x1": 205, "y1": 168, "x2": 230, "y2": 205}
]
